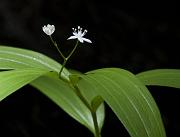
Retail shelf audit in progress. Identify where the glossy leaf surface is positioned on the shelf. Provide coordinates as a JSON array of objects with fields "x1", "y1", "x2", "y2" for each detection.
[
  {"x1": 77, "y1": 68, "x2": 166, "y2": 137},
  {"x1": 0, "y1": 45, "x2": 70, "y2": 81}
]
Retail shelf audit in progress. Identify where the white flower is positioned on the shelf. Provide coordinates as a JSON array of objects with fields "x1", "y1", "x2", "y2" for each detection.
[
  {"x1": 67, "y1": 26, "x2": 92, "y2": 43},
  {"x1": 42, "y1": 24, "x2": 55, "y2": 35}
]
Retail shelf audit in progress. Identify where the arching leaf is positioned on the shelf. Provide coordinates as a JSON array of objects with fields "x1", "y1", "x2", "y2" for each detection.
[
  {"x1": 0, "y1": 45, "x2": 70, "y2": 81},
  {"x1": 0, "y1": 68, "x2": 48, "y2": 101},
  {"x1": 137, "y1": 69, "x2": 180, "y2": 89},
  {"x1": 77, "y1": 68, "x2": 166, "y2": 137}
]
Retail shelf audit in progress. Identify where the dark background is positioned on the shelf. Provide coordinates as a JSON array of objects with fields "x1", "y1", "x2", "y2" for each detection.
[{"x1": 0, "y1": 0, "x2": 180, "y2": 137}]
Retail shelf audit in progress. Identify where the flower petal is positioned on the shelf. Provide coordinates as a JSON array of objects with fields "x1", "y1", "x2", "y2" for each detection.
[
  {"x1": 82, "y1": 38, "x2": 92, "y2": 43},
  {"x1": 50, "y1": 25, "x2": 55, "y2": 34},
  {"x1": 67, "y1": 36, "x2": 77, "y2": 40}
]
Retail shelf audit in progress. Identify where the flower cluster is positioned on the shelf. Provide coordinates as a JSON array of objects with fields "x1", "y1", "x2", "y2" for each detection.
[
  {"x1": 42, "y1": 24, "x2": 92, "y2": 77},
  {"x1": 42, "y1": 24, "x2": 91, "y2": 43}
]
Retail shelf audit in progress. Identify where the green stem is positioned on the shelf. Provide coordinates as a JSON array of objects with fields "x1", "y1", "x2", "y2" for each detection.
[
  {"x1": 59, "y1": 58, "x2": 67, "y2": 78},
  {"x1": 66, "y1": 40, "x2": 79, "y2": 60},
  {"x1": 73, "y1": 85, "x2": 101, "y2": 137},
  {"x1": 49, "y1": 36, "x2": 66, "y2": 60},
  {"x1": 58, "y1": 40, "x2": 79, "y2": 77},
  {"x1": 91, "y1": 111, "x2": 101, "y2": 137},
  {"x1": 73, "y1": 85, "x2": 91, "y2": 110}
]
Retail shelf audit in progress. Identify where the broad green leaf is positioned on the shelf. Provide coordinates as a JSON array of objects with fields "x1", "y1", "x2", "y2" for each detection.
[
  {"x1": 0, "y1": 68, "x2": 48, "y2": 101},
  {"x1": 137, "y1": 69, "x2": 180, "y2": 89},
  {"x1": 0, "y1": 45, "x2": 70, "y2": 81},
  {"x1": 30, "y1": 73, "x2": 105, "y2": 134},
  {"x1": 77, "y1": 68, "x2": 166, "y2": 137}
]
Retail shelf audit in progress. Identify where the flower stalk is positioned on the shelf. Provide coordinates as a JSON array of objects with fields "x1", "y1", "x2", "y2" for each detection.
[
  {"x1": 49, "y1": 36, "x2": 66, "y2": 60},
  {"x1": 43, "y1": 25, "x2": 92, "y2": 78},
  {"x1": 58, "y1": 40, "x2": 79, "y2": 77}
]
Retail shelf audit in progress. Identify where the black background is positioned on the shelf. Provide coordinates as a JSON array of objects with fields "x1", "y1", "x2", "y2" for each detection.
[{"x1": 0, "y1": 0, "x2": 180, "y2": 137}]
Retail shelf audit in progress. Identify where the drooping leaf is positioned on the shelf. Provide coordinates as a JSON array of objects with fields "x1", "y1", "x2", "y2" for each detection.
[
  {"x1": 0, "y1": 68, "x2": 48, "y2": 101},
  {"x1": 0, "y1": 45, "x2": 70, "y2": 81},
  {"x1": 30, "y1": 72, "x2": 105, "y2": 134},
  {"x1": 77, "y1": 68, "x2": 166, "y2": 137},
  {"x1": 137, "y1": 69, "x2": 180, "y2": 89}
]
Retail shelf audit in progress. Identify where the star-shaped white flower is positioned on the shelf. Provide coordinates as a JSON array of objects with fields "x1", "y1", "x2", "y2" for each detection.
[
  {"x1": 42, "y1": 24, "x2": 55, "y2": 35},
  {"x1": 67, "y1": 26, "x2": 92, "y2": 43}
]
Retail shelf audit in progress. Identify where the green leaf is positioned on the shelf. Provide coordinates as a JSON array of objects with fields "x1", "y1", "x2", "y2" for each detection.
[
  {"x1": 0, "y1": 68, "x2": 48, "y2": 101},
  {"x1": 137, "y1": 69, "x2": 180, "y2": 89},
  {"x1": 77, "y1": 68, "x2": 166, "y2": 137},
  {"x1": 30, "y1": 72, "x2": 105, "y2": 134},
  {"x1": 0, "y1": 45, "x2": 70, "y2": 81},
  {"x1": 91, "y1": 96, "x2": 104, "y2": 112}
]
